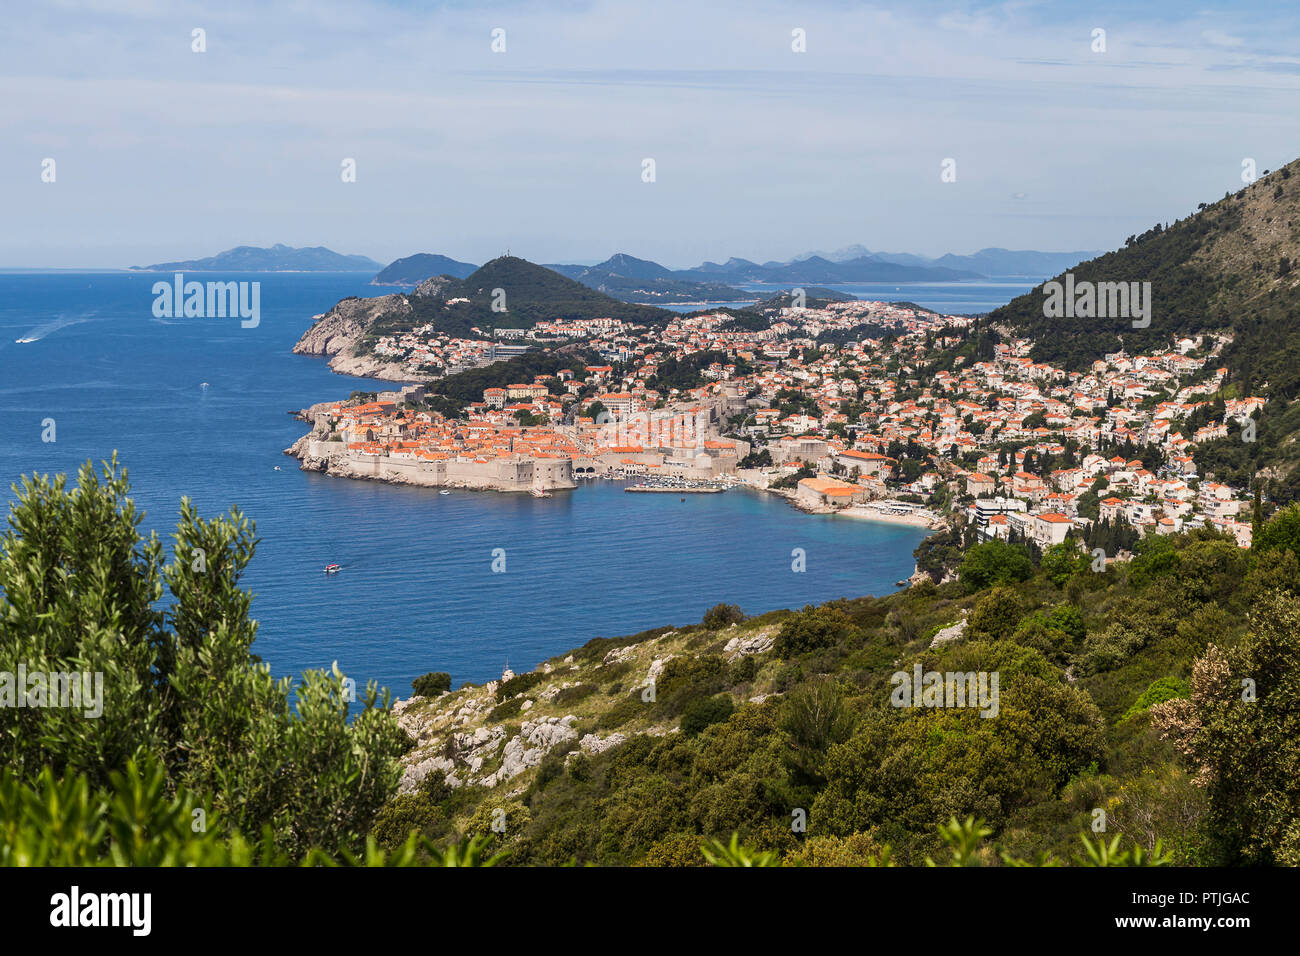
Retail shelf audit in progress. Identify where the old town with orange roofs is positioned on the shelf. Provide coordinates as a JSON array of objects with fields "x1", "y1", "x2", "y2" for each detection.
[{"x1": 288, "y1": 296, "x2": 1259, "y2": 551}]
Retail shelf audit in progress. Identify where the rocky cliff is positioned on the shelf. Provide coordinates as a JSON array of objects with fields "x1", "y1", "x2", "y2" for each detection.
[
  {"x1": 389, "y1": 620, "x2": 780, "y2": 805},
  {"x1": 292, "y1": 293, "x2": 427, "y2": 381}
]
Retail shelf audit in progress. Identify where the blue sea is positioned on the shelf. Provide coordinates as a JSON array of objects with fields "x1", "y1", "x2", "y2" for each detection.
[{"x1": 0, "y1": 272, "x2": 966, "y2": 699}]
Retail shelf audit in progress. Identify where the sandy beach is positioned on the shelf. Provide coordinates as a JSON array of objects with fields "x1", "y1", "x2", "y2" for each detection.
[{"x1": 837, "y1": 503, "x2": 942, "y2": 529}]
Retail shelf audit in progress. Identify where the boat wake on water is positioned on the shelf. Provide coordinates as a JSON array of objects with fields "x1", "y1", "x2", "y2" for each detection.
[{"x1": 13, "y1": 310, "x2": 100, "y2": 343}]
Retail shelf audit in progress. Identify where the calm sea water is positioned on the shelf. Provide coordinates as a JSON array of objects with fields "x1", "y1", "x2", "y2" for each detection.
[{"x1": 0, "y1": 272, "x2": 944, "y2": 697}]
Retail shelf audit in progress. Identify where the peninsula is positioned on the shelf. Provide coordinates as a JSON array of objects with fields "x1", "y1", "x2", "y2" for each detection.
[{"x1": 290, "y1": 159, "x2": 1300, "y2": 549}]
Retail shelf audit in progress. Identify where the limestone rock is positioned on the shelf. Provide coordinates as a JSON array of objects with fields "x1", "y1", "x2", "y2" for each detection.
[
  {"x1": 929, "y1": 617, "x2": 967, "y2": 648},
  {"x1": 479, "y1": 715, "x2": 578, "y2": 788},
  {"x1": 579, "y1": 732, "x2": 626, "y2": 756},
  {"x1": 647, "y1": 656, "x2": 674, "y2": 683},
  {"x1": 724, "y1": 632, "x2": 774, "y2": 659},
  {"x1": 603, "y1": 645, "x2": 638, "y2": 665}
]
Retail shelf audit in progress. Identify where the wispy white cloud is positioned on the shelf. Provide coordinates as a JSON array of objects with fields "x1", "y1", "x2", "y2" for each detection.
[{"x1": 1, "y1": 0, "x2": 1297, "y2": 267}]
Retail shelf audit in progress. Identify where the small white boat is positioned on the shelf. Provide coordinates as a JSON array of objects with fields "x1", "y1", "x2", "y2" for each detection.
[
  {"x1": 324, "y1": 564, "x2": 341, "y2": 574},
  {"x1": 439, "y1": 490, "x2": 451, "y2": 495}
]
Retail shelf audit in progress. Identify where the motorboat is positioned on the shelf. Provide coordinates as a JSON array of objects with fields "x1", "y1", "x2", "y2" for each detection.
[{"x1": 324, "y1": 564, "x2": 342, "y2": 574}]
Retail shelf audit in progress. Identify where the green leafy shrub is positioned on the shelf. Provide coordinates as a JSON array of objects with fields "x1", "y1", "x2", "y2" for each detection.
[
  {"x1": 773, "y1": 605, "x2": 857, "y2": 657},
  {"x1": 412, "y1": 672, "x2": 452, "y2": 697},
  {"x1": 653, "y1": 656, "x2": 726, "y2": 717},
  {"x1": 958, "y1": 540, "x2": 1034, "y2": 592},
  {"x1": 594, "y1": 694, "x2": 646, "y2": 731},
  {"x1": 680, "y1": 695, "x2": 734, "y2": 736},
  {"x1": 1121, "y1": 677, "x2": 1190, "y2": 722},
  {"x1": 967, "y1": 586, "x2": 1027, "y2": 642},
  {"x1": 496, "y1": 671, "x2": 546, "y2": 701},
  {"x1": 488, "y1": 697, "x2": 524, "y2": 721},
  {"x1": 727, "y1": 656, "x2": 759, "y2": 686},
  {"x1": 701, "y1": 603, "x2": 745, "y2": 630},
  {"x1": 1041, "y1": 543, "x2": 1088, "y2": 588},
  {"x1": 588, "y1": 660, "x2": 631, "y2": 684}
]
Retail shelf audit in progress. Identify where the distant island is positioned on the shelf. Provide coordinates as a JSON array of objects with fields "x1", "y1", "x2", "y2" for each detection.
[
  {"x1": 372, "y1": 253, "x2": 479, "y2": 285},
  {"x1": 360, "y1": 247, "x2": 1100, "y2": 307},
  {"x1": 542, "y1": 254, "x2": 760, "y2": 304},
  {"x1": 132, "y1": 243, "x2": 384, "y2": 273},
  {"x1": 790, "y1": 245, "x2": 1102, "y2": 277}
]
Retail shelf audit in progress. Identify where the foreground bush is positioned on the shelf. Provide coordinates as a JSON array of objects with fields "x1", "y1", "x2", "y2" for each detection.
[
  {"x1": 0, "y1": 760, "x2": 504, "y2": 867},
  {"x1": 0, "y1": 457, "x2": 410, "y2": 858}
]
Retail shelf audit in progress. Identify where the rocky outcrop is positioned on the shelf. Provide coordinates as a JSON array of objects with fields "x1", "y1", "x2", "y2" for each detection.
[
  {"x1": 292, "y1": 293, "x2": 427, "y2": 382},
  {"x1": 412, "y1": 276, "x2": 458, "y2": 299},
  {"x1": 909, "y1": 561, "x2": 957, "y2": 587},
  {"x1": 929, "y1": 617, "x2": 967, "y2": 648},
  {"x1": 579, "y1": 732, "x2": 626, "y2": 756},
  {"x1": 398, "y1": 707, "x2": 582, "y2": 793},
  {"x1": 480, "y1": 716, "x2": 578, "y2": 788},
  {"x1": 724, "y1": 629, "x2": 775, "y2": 659}
]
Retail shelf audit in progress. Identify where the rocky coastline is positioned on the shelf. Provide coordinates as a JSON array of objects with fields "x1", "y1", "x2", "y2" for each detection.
[{"x1": 291, "y1": 294, "x2": 435, "y2": 382}]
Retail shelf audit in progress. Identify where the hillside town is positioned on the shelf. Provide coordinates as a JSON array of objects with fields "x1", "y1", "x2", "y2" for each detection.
[{"x1": 290, "y1": 295, "x2": 1260, "y2": 549}]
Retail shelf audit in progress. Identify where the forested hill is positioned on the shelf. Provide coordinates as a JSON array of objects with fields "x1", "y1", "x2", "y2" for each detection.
[
  {"x1": 990, "y1": 156, "x2": 1300, "y2": 501},
  {"x1": 443, "y1": 256, "x2": 672, "y2": 328},
  {"x1": 393, "y1": 256, "x2": 672, "y2": 337},
  {"x1": 297, "y1": 256, "x2": 674, "y2": 352}
]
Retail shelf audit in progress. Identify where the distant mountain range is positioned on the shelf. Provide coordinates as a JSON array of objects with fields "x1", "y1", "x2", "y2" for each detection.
[
  {"x1": 132, "y1": 244, "x2": 384, "y2": 273},
  {"x1": 793, "y1": 245, "x2": 1101, "y2": 277},
  {"x1": 129, "y1": 243, "x2": 1097, "y2": 301},
  {"x1": 670, "y1": 255, "x2": 981, "y2": 285},
  {"x1": 541, "y1": 254, "x2": 755, "y2": 303},
  {"x1": 364, "y1": 247, "x2": 1099, "y2": 305}
]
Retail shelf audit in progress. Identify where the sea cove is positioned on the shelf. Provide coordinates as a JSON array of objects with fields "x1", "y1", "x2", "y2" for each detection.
[{"x1": 0, "y1": 272, "x2": 930, "y2": 696}]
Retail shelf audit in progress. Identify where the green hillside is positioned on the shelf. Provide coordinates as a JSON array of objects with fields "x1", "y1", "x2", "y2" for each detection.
[
  {"x1": 5, "y1": 460, "x2": 1300, "y2": 867},
  {"x1": 991, "y1": 157, "x2": 1300, "y2": 501},
  {"x1": 383, "y1": 518, "x2": 1300, "y2": 867},
  {"x1": 419, "y1": 256, "x2": 673, "y2": 334}
]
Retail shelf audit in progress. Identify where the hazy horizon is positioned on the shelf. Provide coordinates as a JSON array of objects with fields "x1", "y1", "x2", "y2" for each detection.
[
  {"x1": 5, "y1": 0, "x2": 1298, "y2": 269},
  {"x1": 0, "y1": 242, "x2": 1103, "y2": 274}
]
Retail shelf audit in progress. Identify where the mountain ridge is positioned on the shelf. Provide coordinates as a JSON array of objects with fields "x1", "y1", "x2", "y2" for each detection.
[
  {"x1": 990, "y1": 156, "x2": 1300, "y2": 502},
  {"x1": 793, "y1": 246, "x2": 1100, "y2": 275},
  {"x1": 293, "y1": 255, "x2": 674, "y2": 380},
  {"x1": 133, "y1": 243, "x2": 383, "y2": 272}
]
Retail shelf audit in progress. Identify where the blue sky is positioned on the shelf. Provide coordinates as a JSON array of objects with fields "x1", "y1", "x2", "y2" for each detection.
[{"x1": 3, "y1": 0, "x2": 1298, "y2": 268}]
